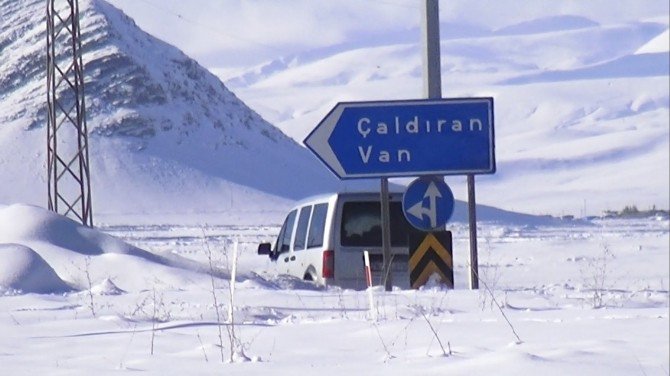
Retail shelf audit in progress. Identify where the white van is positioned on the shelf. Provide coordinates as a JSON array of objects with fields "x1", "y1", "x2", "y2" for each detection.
[{"x1": 257, "y1": 192, "x2": 416, "y2": 290}]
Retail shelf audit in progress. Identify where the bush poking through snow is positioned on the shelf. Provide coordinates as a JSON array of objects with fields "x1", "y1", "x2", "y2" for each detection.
[
  {"x1": 202, "y1": 229, "x2": 226, "y2": 363},
  {"x1": 580, "y1": 243, "x2": 616, "y2": 308}
]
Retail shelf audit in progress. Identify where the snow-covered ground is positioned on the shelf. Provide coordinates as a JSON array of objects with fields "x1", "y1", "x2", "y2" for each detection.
[{"x1": 1, "y1": 204, "x2": 668, "y2": 374}]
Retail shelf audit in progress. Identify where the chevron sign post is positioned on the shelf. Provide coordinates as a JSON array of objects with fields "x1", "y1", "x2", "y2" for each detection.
[{"x1": 409, "y1": 231, "x2": 454, "y2": 289}]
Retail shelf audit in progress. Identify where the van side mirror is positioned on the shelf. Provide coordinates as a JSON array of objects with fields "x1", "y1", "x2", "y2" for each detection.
[{"x1": 257, "y1": 243, "x2": 272, "y2": 256}]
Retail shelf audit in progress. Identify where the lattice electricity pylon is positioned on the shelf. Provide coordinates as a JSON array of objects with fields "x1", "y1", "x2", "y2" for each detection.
[{"x1": 46, "y1": 0, "x2": 93, "y2": 227}]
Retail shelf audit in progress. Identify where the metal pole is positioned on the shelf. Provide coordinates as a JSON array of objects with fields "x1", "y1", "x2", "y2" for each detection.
[
  {"x1": 380, "y1": 0, "x2": 442, "y2": 292},
  {"x1": 381, "y1": 177, "x2": 393, "y2": 291},
  {"x1": 423, "y1": 0, "x2": 479, "y2": 289},
  {"x1": 422, "y1": 0, "x2": 441, "y2": 99},
  {"x1": 467, "y1": 174, "x2": 479, "y2": 289}
]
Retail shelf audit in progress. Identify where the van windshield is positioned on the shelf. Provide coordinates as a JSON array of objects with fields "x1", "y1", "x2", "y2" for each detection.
[{"x1": 340, "y1": 201, "x2": 413, "y2": 247}]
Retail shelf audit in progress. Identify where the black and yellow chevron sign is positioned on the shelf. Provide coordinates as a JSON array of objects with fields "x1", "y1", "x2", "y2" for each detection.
[{"x1": 409, "y1": 231, "x2": 454, "y2": 289}]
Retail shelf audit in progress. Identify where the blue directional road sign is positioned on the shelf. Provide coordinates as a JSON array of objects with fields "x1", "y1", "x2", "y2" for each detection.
[
  {"x1": 304, "y1": 98, "x2": 495, "y2": 179},
  {"x1": 403, "y1": 176, "x2": 454, "y2": 231}
]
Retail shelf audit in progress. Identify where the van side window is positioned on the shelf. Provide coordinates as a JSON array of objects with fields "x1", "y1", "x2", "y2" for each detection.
[
  {"x1": 277, "y1": 209, "x2": 297, "y2": 254},
  {"x1": 293, "y1": 206, "x2": 312, "y2": 251},
  {"x1": 307, "y1": 203, "x2": 328, "y2": 248},
  {"x1": 340, "y1": 201, "x2": 410, "y2": 247}
]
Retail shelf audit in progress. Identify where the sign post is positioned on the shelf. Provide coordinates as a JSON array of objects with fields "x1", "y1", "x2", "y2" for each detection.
[
  {"x1": 422, "y1": 0, "x2": 441, "y2": 99},
  {"x1": 467, "y1": 174, "x2": 479, "y2": 289},
  {"x1": 304, "y1": 0, "x2": 495, "y2": 291},
  {"x1": 304, "y1": 97, "x2": 495, "y2": 291},
  {"x1": 380, "y1": 177, "x2": 393, "y2": 291}
]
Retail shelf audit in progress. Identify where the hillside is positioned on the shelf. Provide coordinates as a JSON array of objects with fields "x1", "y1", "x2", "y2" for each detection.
[
  {"x1": 0, "y1": 0, "x2": 345, "y2": 224},
  {"x1": 217, "y1": 7, "x2": 669, "y2": 217}
]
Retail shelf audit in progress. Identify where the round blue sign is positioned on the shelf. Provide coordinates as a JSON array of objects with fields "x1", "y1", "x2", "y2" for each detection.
[{"x1": 402, "y1": 176, "x2": 454, "y2": 231}]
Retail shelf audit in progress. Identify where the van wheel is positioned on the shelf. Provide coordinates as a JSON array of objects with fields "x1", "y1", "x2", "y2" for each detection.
[{"x1": 303, "y1": 268, "x2": 317, "y2": 282}]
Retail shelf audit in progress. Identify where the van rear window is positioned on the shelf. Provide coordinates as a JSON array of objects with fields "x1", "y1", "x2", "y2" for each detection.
[
  {"x1": 340, "y1": 201, "x2": 411, "y2": 247},
  {"x1": 293, "y1": 206, "x2": 312, "y2": 251},
  {"x1": 307, "y1": 203, "x2": 328, "y2": 248}
]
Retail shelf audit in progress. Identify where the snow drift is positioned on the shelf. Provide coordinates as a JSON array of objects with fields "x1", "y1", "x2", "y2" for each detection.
[
  {"x1": 0, "y1": 243, "x2": 71, "y2": 294},
  {"x1": 0, "y1": 204, "x2": 216, "y2": 294}
]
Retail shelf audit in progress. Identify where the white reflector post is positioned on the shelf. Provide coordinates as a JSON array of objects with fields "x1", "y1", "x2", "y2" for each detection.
[
  {"x1": 364, "y1": 250, "x2": 373, "y2": 287},
  {"x1": 363, "y1": 250, "x2": 376, "y2": 321},
  {"x1": 228, "y1": 239, "x2": 238, "y2": 324}
]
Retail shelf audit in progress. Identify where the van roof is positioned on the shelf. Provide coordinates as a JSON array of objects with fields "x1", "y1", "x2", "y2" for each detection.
[{"x1": 293, "y1": 191, "x2": 404, "y2": 208}]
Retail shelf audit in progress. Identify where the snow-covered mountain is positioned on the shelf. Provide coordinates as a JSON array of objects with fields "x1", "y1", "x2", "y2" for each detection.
[{"x1": 0, "y1": 0, "x2": 350, "y2": 224}]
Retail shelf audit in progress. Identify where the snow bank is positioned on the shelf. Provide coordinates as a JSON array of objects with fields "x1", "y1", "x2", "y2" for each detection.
[
  {"x1": 0, "y1": 243, "x2": 71, "y2": 294},
  {"x1": 0, "y1": 204, "x2": 146, "y2": 256},
  {"x1": 0, "y1": 204, "x2": 214, "y2": 294},
  {"x1": 635, "y1": 29, "x2": 670, "y2": 54},
  {"x1": 90, "y1": 278, "x2": 126, "y2": 295}
]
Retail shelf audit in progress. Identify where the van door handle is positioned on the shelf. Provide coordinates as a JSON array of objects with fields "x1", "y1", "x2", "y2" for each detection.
[{"x1": 290, "y1": 256, "x2": 296, "y2": 261}]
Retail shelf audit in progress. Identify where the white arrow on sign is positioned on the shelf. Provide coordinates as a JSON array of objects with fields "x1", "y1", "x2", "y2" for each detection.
[
  {"x1": 303, "y1": 104, "x2": 348, "y2": 178},
  {"x1": 407, "y1": 181, "x2": 442, "y2": 228}
]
